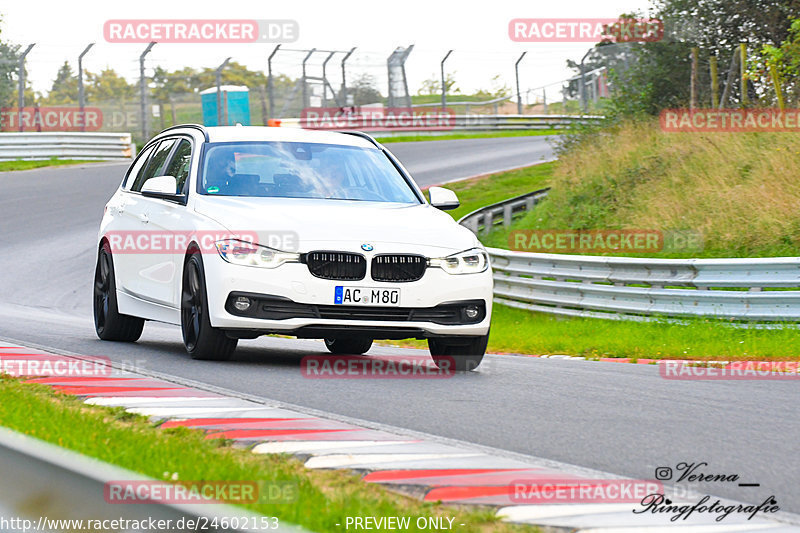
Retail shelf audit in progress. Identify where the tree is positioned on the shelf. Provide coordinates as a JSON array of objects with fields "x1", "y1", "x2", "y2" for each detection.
[
  {"x1": 85, "y1": 68, "x2": 135, "y2": 106},
  {"x1": 752, "y1": 17, "x2": 800, "y2": 106},
  {"x1": 43, "y1": 61, "x2": 78, "y2": 105},
  {"x1": 347, "y1": 73, "x2": 383, "y2": 105},
  {"x1": 574, "y1": 1, "x2": 800, "y2": 117},
  {"x1": 0, "y1": 15, "x2": 29, "y2": 108},
  {"x1": 474, "y1": 75, "x2": 510, "y2": 99},
  {"x1": 417, "y1": 73, "x2": 460, "y2": 96}
]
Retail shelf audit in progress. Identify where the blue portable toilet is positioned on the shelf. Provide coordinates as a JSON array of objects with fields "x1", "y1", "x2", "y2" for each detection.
[{"x1": 200, "y1": 85, "x2": 251, "y2": 126}]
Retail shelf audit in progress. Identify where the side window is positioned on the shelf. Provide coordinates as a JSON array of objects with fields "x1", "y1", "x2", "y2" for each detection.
[
  {"x1": 163, "y1": 139, "x2": 192, "y2": 193},
  {"x1": 123, "y1": 143, "x2": 156, "y2": 190},
  {"x1": 130, "y1": 138, "x2": 177, "y2": 192}
]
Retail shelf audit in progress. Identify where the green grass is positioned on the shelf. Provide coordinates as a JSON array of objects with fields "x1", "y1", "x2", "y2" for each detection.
[
  {"x1": 0, "y1": 377, "x2": 536, "y2": 533},
  {"x1": 0, "y1": 158, "x2": 98, "y2": 172},
  {"x1": 487, "y1": 304, "x2": 800, "y2": 360},
  {"x1": 386, "y1": 303, "x2": 800, "y2": 360},
  {"x1": 381, "y1": 160, "x2": 800, "y2": 360},
  {"x1": 379, "y1": 130, "x2": 561, "y2": 144},
  {"x1": 432, "y1": 161, "x2": 555, "y2": 221}
]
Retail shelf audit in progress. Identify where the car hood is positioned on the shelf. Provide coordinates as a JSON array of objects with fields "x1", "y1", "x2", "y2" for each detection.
[{"x1": 192, "y1": 196, "x2": 480, "y2": 255}]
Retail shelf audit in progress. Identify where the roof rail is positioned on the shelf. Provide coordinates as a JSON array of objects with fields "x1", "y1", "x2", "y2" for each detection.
[
  {"x1": 337, "y1": 130, "x2": 381, "y2": 148},
  {"x1": 158, "y1": 124, "x2": 210, "y2": 142}
]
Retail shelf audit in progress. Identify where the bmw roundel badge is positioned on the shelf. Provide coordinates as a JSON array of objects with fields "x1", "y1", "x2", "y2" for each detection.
[{"x1": 361, "y1": 243, "x2": 374, "y2": 251}]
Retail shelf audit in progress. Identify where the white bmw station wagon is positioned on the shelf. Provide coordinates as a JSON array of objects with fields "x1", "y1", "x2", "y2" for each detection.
[{"x1": 95, "y1": 125, "x2": 492, "y2": 370}]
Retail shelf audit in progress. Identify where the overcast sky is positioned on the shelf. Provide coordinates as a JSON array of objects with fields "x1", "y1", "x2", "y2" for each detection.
[{"x1": 3, "y1": 0, "x2": 654, "y2": 100}]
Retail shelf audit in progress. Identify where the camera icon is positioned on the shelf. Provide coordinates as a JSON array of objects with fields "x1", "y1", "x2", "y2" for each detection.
[{"x1": 655, "y1": 467, "x2": 673, "y2": 480}]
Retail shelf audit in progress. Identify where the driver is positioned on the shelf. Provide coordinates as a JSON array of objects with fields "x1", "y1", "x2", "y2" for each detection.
[{"x1": 205, "y1": 149, "x2": 237, "y2": 193}]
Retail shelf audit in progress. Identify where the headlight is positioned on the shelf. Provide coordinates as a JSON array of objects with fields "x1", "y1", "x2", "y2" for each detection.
[
  {"x1": 215, "y1": 239, "x2": 300, "y2": 269},
  {"x1": 428, "y1": 248, "x2": 489, "y2": 275}
]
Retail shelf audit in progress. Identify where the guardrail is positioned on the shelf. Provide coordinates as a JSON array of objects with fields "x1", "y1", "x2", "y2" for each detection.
[
  {"x1": 280, "y1": 114, "x2": 603, "y2": 134},
  {"x1": 458, "y1": 187, "x2": 550, "y2": 234},
  {"x1": 459, "y1": 191, "x2": 800, "y2": 323},
  {"x1": 0, "y1": 426, "x2": 304, "y2": 532},
  {"x1": 0, "y1": 132, "x2": 135, "y2": 161}
]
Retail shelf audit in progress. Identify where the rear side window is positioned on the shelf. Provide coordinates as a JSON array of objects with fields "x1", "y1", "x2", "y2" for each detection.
[
  {"x1": 163, "y1": 139, "x2": 192, "y2": 193},
  {"x1": 124, "y1": 143, "x2": 156, "y2": 190},
  {"x1": 130, "y1": 138, "x2": 177, "y2": 192}
]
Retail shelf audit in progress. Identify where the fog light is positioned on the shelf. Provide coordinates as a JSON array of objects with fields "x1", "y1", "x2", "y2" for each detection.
[
  {"x1": 465, "y1": 305, "x2": 480, "y2": 320},
  {"x1": 233, "y1": 296, "x2": 252, "y2": 312}
]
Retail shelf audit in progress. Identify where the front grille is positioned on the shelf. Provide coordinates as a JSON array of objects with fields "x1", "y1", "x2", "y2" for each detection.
[
  {"x1": 371, "y1": 254, "x2": 427, "y2": 282},
  {"x1": 226, "y1": 292, "x2": 485, "y2": 325},
  {"x1": 305, "y1": 251, "x2": 366, "y2": 281}
]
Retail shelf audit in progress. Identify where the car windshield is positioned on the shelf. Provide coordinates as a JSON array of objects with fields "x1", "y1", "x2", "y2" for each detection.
[{"x1": 198, "y1": 141, "x2": 420, "y2": 204}]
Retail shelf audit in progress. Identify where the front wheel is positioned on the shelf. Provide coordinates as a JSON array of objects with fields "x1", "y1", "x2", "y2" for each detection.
[
  {"x1": 93, "y1": 242, "x2": 144, "y2": 342},
  {"x1": 428, "y1": 332, "x2": 489, "y2": 372},
  {"x1": 181, "y1": 253, "x2": 237, "y2": 360},
  {"x1": 324, "y1": 337, "x2": 373, "y2": 355}
]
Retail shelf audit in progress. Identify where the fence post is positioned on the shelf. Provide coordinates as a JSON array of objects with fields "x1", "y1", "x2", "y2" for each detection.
[
  {"x1": 17, "y1": 44, "x2": 35, "y2": 132},
  {"x1": 267, "y1": 45, "x2": 281, "y2": 119},
  {"x1": 739, "y1": 43, "x2": 748, "y2": 106},
  {"x1": 440, "y1": 50, "x2": 453, "y2": 111},
  {"x1": 78, "y1": 43, "x2": 94, "y2": 133},
  {"x1": 719, "y1": 48, "x2": 738, "y2": 108},
  {"x1": 515, "y1": 52, "x2": 526, "y2": 114},
  {"x1": 709, "y1": 55, "x2": 718, "y2": 109},
  {"x1": 770, "y1": 64, "x2": 784, "y2": 110},
  {"x1": 690, "y1": 47, "x2": 699, "y2": 110},
  {"x1": 139, "y1": 42, "x2": 156, "y2": 141}
]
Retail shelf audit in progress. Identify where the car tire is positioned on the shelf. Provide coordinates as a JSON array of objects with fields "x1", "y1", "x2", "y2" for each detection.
[
  {"x1": 93, "y1": 242, "x2": 145, "y2": 342},
  {"x1": 324, "y1": 337, "x2": 373, "y2": 355},
  {"x1": 181, "y1": 252, "x2": 238, "y2": 361},
  {"x1": 428, "y1": 332, "x2": 489, "y2": 372}
]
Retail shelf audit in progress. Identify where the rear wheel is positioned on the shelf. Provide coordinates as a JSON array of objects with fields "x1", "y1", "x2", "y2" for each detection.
[
  {"x1": 428, "y1": 332, "x2": 489, "y2": 372},
  {"x1": 181, "y1": 253, "x2": 237, "y2": 360},
  {"x1": 324, "y1": 337, "x2": 373, "y2": 355},
  {"x1": 93, "y1": 242, "x2": 144, "y2": 342}
]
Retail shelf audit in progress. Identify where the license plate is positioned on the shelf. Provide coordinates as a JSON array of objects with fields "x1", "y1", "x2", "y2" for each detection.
[{"x1": 334, "y1": 286, "x2": 400, "y2": 306}]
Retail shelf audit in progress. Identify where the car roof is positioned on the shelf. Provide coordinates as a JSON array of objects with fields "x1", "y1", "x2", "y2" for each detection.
[{"x1": 160, "y1": 125, "x2": 378, "y2": 149}]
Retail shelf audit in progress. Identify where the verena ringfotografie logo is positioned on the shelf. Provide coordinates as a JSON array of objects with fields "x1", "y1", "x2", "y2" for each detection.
[
  {"x1": 104, "y1": 19, "x2": 299, "y2": 43},
  {"x1": 105, "y1": 231, "x2": 298, "y2": 254},
  {"x1": 300, "y1": 108, "x2": 456, "y2": 131},
  {"x1": 660, "y1": 360, "x2": 800, "y2": 380},
  {"x1": 0, "y1": 107, "x2": 103, "y2": 132},
  {"x1": 301, "y1": 355, "x2": 457, "y2": 379},
  {"x1": 510, "y1": 479, "x2": 663, "y2": 504},
  {"x1": 509, "y1": 18, "x2": 663, "y2": 43},
  {"x1": 661, "y1": 108, "x2": 800, "y2": 132}
]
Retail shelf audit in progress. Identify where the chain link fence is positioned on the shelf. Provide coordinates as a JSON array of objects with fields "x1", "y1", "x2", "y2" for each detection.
[{"x1": 1, "y1": 43, "x2": 616, "y2": 145}]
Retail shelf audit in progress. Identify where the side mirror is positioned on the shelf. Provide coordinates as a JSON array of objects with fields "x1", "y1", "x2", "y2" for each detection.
[
  {"x1": 141, "y1": 175, "x2": 182, "y2": 201},
  {"x1": 428, "y1": 186, "x2": 460, "y2": 211}
]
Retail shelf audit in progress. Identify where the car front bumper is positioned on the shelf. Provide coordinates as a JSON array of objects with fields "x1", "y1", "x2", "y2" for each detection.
[{"x1": 203, "y1": 256, "x2": 493, "y2": 338}]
